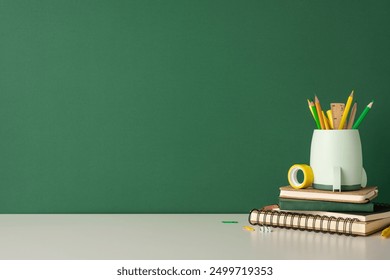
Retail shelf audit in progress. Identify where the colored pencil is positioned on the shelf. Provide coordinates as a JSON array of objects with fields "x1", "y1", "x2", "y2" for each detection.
[
  {"x1": 308, "y1": 100, "x2": 321, "y2": 129},
  {"x1": 352, "y1": 101, "x2": 374, "y2": 129},
  {"x1": 326, "y1": 110, "x2": 334, "y2": 129},
  {"x1": 307, "y1": 99, "x2": 314, "y2": 117},
  {"x1": 347, "y1": 102, "x2": 357, "y2": 129},
  {"x1": 338, "y1": 90, "x2": 354, "y2": 129},
  {"x1": 314, "y1": 95, "x2": 325, "y2": 129},
  {"x1": 322, "y1": 111, "x2": 330, "y2": 129}
]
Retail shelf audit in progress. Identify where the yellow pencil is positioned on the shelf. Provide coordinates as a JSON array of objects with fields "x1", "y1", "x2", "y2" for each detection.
[
  {"x1": 338, "y1": 90, "x2": 354, "y2": 129},
  {"x1": 314, "y1": 95, "x2": 325, "y2": 129},
  {"x1": 322, "y1": 111, "x2": 330, "y2": 130},
  {"x1": 326, "y1": 110, "x2": 334, "y2": 129}
]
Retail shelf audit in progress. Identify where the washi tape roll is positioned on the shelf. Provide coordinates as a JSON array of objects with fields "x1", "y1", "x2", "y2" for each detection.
[{"x1": 288, "y1": 164, "x2": 314, "y2": 189}]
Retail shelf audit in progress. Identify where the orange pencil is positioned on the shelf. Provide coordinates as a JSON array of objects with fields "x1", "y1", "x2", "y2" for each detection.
[{"x1": 314, "y1": 95, "x2": 325, "y2": 129}]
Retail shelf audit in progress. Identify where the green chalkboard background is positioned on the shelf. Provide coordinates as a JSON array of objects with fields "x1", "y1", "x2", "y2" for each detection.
[{"x1": 0, "y1": 0, "x2": 389, "y2": 213}]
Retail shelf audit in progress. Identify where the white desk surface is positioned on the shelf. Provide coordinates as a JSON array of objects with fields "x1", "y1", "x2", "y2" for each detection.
[{"x1": 0, "y1": 214, "x2": 389, "y2": 260}]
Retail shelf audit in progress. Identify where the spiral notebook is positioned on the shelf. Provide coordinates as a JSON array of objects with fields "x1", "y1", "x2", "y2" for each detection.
[
  {"x1": 248, "y1": 205, "x2": 390, "y2": 236},
  {"x1": 278, "y1": 203, "x2": 390, "y2": 222}
]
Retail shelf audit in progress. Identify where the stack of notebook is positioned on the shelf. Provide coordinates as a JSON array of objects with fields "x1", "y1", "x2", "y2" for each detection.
[
  {"x1": 278, "y1": 185, "x2": 378, "y2": 212},
  {"x1": 249, "y1": 186, "x2": 390, "y2": 236}
]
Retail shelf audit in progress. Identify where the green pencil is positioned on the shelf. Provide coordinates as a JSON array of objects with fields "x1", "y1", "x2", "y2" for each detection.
[
  {"x1": 352, "y1": 101, "x2": 374, "y2": 129},
  {"x1": 308, "y1": 100, "x2": 321, "y2": 129}
]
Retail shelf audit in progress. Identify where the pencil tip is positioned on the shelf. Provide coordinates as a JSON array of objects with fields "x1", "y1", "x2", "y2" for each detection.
[{"x1": 351, "y1": 90, "x2": 354, "y2": 96}]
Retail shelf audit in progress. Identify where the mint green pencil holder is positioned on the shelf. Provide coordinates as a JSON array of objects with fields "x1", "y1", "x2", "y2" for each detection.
[{"x1": 309, "y1": 129, "x2": 367, "y2": 191}]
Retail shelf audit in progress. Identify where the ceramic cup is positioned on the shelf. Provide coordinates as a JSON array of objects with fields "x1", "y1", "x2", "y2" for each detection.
[{"x1": 309, "y1": 129, "x2": 367, "y2": 191}]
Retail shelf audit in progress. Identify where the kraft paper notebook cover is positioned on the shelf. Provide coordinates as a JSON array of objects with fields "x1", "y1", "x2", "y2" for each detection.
[
  {"x1": 249, "y1": 206, "x2": 390, "y2": 236},
  {"x1": 279, "y1": 186, "x2": 378, "y2": 203},
  {"x1": 279, "y1": 198, "x2": 374, "y2": 212}
]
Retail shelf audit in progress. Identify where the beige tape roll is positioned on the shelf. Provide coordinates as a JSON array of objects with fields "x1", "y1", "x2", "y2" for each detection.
[{"x1": 288, "y1": 164, "x2": 314, "y2": 189}]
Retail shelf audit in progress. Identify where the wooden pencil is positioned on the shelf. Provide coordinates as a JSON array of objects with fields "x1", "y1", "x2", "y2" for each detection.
[
  {"x1": 326, "y1": 110, "x2": 334, "y2": 129},
  {"x1": 314, "y1": 95, "x2": 325, "y2": 129},
  {"x1": 322, "y1": 111, "x2": 330, "y2": 129},
  {"x1": 308, "y1": 100, "x2": 321, "y2": 129},
  {"x1": 352, "y1": 101, "x2": 374, "y2": 129},
  {"x1": 347, "y1": 102, "x2": 357, "y2": 129},
  {"x1": 338, "y1": 90, "x2": 354, "y2": 129}
]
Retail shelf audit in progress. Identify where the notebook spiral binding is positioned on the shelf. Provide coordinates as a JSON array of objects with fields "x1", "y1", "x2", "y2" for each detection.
[{"x1": 248, "y1": 209, "x2": 360, "y2": 236}]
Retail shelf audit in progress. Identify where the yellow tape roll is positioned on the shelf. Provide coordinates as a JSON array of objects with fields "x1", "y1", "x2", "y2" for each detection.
[{"x1": 288, "y1": 164, "x2": 314, "y2": 189}]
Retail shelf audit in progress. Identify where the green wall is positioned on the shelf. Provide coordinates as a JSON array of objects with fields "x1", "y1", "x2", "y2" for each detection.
[{"x1": 0, "y1": 0, "x2": 389, "y2": 213}]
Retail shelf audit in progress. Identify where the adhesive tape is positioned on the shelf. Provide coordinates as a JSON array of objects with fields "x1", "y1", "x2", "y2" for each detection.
[{"x1": 288, "y1": 164, "x2": 314, "y2": 189}]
